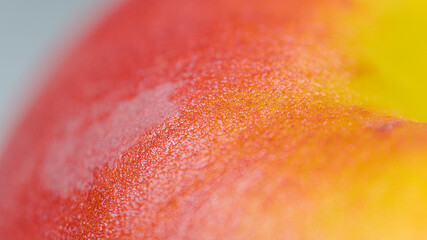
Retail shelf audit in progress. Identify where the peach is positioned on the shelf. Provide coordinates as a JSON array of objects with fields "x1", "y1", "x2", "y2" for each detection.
[{"x1": 1, "y1": 0, "x2": 427, "y2": 239}]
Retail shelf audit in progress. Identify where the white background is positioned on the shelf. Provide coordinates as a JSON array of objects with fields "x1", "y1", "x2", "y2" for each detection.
[{"x1": 0, "y1": 0, "x2": 121, "y2": 153}]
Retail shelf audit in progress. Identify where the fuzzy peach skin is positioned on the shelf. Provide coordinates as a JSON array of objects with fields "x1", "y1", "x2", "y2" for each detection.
[{"x1": 1, "y1": 0, "x2": 427, "y2": 239}]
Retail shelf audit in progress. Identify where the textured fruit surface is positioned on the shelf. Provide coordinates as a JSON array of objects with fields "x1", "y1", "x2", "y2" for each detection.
[{"x1": 1, "y1": 0, "x2": 427, "y2": 239}]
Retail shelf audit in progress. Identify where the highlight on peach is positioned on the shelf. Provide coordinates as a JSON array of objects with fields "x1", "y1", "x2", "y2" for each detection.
[{"x1": 1, "y1": 0, "x2": 427, "y2": 239}]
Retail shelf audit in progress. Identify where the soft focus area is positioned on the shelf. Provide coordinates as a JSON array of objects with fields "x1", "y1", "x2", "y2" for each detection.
[
  {"x1": 0, "y1": 0, "x2": 120, "y2": 153},
  {"x1": 1, "y1": 0, "x2": 427, "y2": 239}
]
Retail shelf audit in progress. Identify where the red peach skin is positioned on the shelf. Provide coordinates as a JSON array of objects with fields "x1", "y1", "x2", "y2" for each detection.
[{"x1": 1, "y1": 0, "x2": 427, "y2": 239}]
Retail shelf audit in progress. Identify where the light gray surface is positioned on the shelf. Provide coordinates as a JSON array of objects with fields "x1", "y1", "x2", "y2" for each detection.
[{"x1": 0, "y1": 0, "x2": 121, "y2": 153}]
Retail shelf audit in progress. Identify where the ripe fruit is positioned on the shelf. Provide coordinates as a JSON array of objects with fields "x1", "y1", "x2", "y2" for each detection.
[{"x1": 1, "y1": 0, "x2": 427, "y2": 239}]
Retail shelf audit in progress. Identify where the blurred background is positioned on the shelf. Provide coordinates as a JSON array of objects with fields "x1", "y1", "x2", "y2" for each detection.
[{"x1": 0, "y1": 0, "x2": 121, "y2": 153}]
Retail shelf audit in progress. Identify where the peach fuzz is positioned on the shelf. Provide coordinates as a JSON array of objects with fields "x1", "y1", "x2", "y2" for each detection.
[{"x1": 1, "y1": 0, "x2": 427, "y2": 239}]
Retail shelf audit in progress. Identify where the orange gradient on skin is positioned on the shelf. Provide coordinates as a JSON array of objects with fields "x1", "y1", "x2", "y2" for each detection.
[{"x1": 1, "y1": 0, "x2": 427, "y2": 239}]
